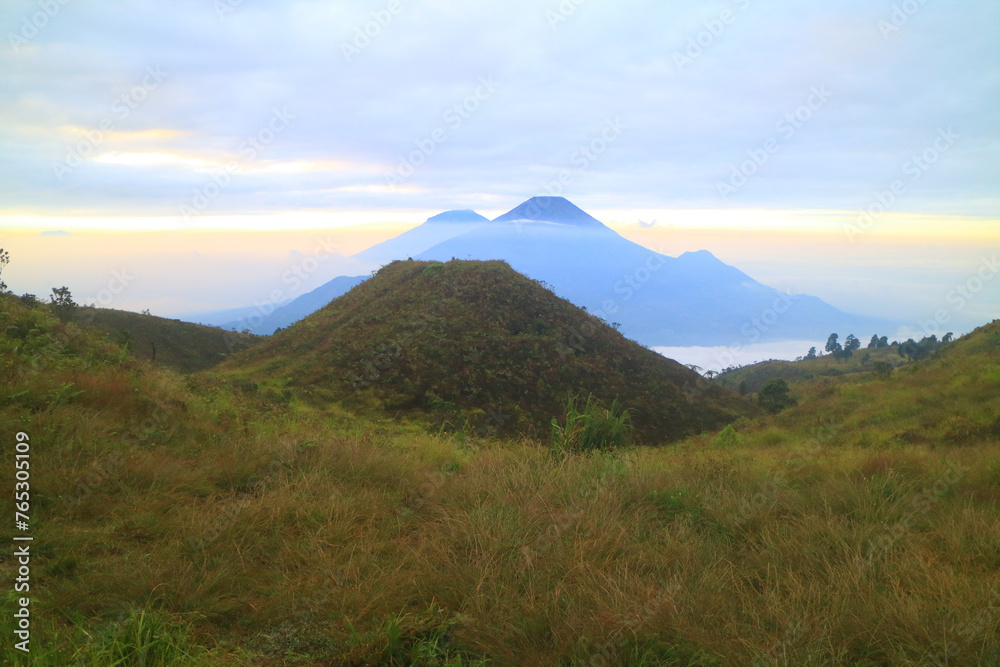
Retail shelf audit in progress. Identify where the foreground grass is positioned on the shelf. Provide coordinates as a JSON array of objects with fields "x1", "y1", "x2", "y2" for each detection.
[{"x1": 3, "y1": 296, "x2": 1000, "y2": 664}]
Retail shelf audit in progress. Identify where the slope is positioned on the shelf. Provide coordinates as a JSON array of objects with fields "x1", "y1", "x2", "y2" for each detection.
[
  {"x1": 218, "y1": 259, "x2": 754, "y2": 443},
  {"x1": 75, "y1": 305, "x2": 260, "y2": 373}
]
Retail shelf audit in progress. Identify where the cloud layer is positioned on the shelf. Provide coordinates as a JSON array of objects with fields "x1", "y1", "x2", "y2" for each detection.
[{"x1": 2, "y1": 0, "x2": 998, "y2": 221}]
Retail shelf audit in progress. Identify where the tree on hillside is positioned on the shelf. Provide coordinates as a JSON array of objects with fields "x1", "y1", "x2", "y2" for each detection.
[
  {"x1": 878, "y1": 336, "x2": 889, "y2": 348},
  {"x1": 942, "y1": 332, "x2": 954, "y2": 344},
  {"x1": 844, "y1": 334, "x2": 861, "y2": 355},
  {"x1": 825, "y1": 333, "x2": 841, "y2": 355},
  {"x1": 758, "y1": 379, "x2": 796, "y2": 414},
  {"x1": 868, "y1": 334, "x2": 880, "y2": 349},
  {"x1": 0, "y1": 248, "x2": 9, "y2": 293},
  {"x1": 806, "y1": 346, "x2": 817, "y2": 359},
  {"x1": 50, "y1": 286, "x2": 77, "y2": 322},
  {"x1": 898, "y1": 339, "x2": 926, "y2": 361}
]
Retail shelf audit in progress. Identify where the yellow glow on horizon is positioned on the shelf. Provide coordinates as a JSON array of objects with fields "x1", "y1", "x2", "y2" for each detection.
[{"x1": 2, "y1": 208, "x2": 997, "y2": 241}]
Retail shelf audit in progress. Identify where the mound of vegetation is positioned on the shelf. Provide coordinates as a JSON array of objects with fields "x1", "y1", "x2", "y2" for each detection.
[
  {"x1": 219, "y1": 259, "x2": 753, "y2": 443},
  {"x1": 5, "y1": 285, "x2": 1000, "y2": 664}
]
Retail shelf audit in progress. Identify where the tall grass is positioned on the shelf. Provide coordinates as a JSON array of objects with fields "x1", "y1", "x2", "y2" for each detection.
[{"x1": 550, "y1": 395, "x2": 633, "y2": 453}]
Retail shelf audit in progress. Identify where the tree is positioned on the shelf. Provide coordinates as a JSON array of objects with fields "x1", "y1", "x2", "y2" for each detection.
[
  {"x1": 757, "y1": 379, "x2": 796, "y2": 414},
  {"x1": 825, "y1": 333, "x2": 841, "y2": 355},
  {"x1": 0, "y1": 248, "x2": 9, "y2": 293},
  {"x1": 878, "y1": 336, "x2": 889, "y2": 348},
  {"x1": 942, "y1": 332, "x2": 954, "y2": 344},
  {"x1": 806, "y1": 346, "x2": 818, "y2": 359},
  {"x1": 867, "y1": 334, "x2": 879, "y2": 349},
  {"x1": 50, "y1": 286, "x2": 77, "y2": 322},
  {"x1": 844, "y1": 334, "x2": 861, "y2": 355},
  {"x1": 738, "y1": 380, "x2": 748, "y2": 396},
  {"x1": 898, "y1": 339, "x2": 926, "y2": 361}
]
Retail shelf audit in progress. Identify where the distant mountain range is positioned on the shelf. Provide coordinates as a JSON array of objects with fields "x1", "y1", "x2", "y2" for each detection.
[{"x1": 193, "y1": 196, "x2": 890, "y2": 344}]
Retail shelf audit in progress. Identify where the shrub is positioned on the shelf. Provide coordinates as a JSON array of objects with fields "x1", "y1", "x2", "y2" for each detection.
[
  {"x1": 550, "y1": 395, "x2": 632, "y2": 453},
  {"x1": 757, "y1": 379, "x2": 796, "y2": 414}
]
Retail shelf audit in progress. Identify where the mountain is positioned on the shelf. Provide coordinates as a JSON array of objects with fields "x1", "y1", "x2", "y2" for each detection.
[
  {"x1": 414, "y1": 196, "x2": 889, "y2": 346},
  {"x1": 353, "y1": 209, "x2": 489, "y2": 267},
  {"x1": 218, "y1": 275, "x2": 367, "y2": 335},
  {"x1": 217, "y1": 259, "x2": 754, "y2": 443}
]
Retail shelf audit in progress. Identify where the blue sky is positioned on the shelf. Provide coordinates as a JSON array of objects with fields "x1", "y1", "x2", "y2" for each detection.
[{"x1": 1, "y1": 0, "x2": 997, "y2": 220}]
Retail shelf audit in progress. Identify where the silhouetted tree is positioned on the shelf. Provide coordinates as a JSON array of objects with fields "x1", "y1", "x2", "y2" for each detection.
[
  {"x1": 878, "y1": 336, "x2": 889, "y2": 348},
  {"x1": 942, "y1": 332, "x2": 954, "y2": 344},
  {"x1": 868, "y1": 334, "x2": 880, "y2": 349},
  {"x1": 50, "y1": 286, "x2": 77, "y2": 322},
  {"x1": 898, "y1": 339, "x2": 926, "y2": 361},
  {"x1": 844, "y1": 334, "x2": 861, "y2": 355},
  {"x1": 0, "y1": 248, "x2": 9, "y2": 293},
  {"x1": 825, "y1": 333, "x2": 841, "y2": 355},
  {"x1": 806, "y1": 346, "x2": 817, "y2": 359}
]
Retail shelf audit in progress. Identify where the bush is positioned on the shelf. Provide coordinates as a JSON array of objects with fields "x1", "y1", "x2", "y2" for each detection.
[
  {"x1": 550, "y1": 395, "x2": 632, "y2": 453},
  {"x1": 757, "y1": 379, "x2": 796, "y2": 414},
  {"x1": 872, "y1": 361, "x2": 893, "y2": 380}
]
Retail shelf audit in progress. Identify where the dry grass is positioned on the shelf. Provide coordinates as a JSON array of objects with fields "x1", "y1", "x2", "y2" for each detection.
[{"x1": 3, "y1": 295, "x2": 1000, "y2": 665}]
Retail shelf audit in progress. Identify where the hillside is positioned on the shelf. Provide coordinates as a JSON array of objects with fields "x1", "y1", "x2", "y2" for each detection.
[
  {"x1": 726, "y1": 320, "x2": 1000, "y2": 448},
  {"x1": 3, "y1": 291, "x2": 1000, "y2": 665},
  {"x1": 716, "y1": 343, "x2": 911, "y2": 394},
  {"x1": 76, "y1": 305, "x2": 260, "y2": 373},
  {"x1": 218, "y1": 259, "x2": 754, "y2": 443}
]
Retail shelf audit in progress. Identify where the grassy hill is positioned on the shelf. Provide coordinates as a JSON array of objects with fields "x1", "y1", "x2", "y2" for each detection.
[
  {"x1": 717, "y1": 344, "x2": 912, "y2": 394},
  {"x1": 3, "y1": 293, "x2": 999, "y2": 664},
  {"x1": 74, "y1": 305, "x2": 260, "y2": 373},
  {"x1": 217, "y1": 259, "x2": 754, "y2": 444}
]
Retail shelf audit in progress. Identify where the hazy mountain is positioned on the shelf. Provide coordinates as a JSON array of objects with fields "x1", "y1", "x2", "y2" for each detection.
[
  {"x1": 415, "y1": 197, "x2": 889, "y2": 347},
  {"x1": 218, "y1": 275, "x2": 367, "y2": 335},
  {"x1": 353, "y1": 209, "x2": 489, "y2": 267},
  {"x1": 218, "y1": 259, "x2": 754, "y2": 443}
]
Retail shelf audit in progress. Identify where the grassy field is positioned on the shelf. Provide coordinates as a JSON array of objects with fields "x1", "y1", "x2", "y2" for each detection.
[{"x1": 2, "y1": 293, "x2": 1000, "y2": 665}]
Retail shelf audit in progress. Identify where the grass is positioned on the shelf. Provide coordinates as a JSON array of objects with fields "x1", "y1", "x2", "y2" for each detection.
[{"x1": 3, "y1": 294, "x2": 1000, "y2": 664}]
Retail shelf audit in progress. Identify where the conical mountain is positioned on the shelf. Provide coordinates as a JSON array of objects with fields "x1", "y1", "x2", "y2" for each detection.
[
  {"x1": 492, "y1": 196, "x2": 607, "y2": 228},
  {"x1": 220, "y1": 259, "x2": 754, "y2": 443},
  {"x1": 354, "y1": 209, "x2": 489, "y2": 267},
  {"x1": 416, "y1": 197, "x2": 890, "y2": 346}
]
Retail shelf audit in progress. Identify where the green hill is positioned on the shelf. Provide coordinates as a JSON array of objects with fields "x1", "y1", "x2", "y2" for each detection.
[
  {"x1": 2, "y1": 292, "x2": 1000, "y2": 664},
  {"x1": 75, "y1": 305, "x2": 260, "y2": 373},
  {"x1": 717, "y1": 344, "x2": 910, "y2": 394},
  {"x1": 217, "y1": 259, "x2": 754, "y2": 443}
]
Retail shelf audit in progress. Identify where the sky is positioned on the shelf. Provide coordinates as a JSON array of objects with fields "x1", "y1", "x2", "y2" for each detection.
[{"x1": 1, "y1": 0, "x2": 998, "y2": 362}]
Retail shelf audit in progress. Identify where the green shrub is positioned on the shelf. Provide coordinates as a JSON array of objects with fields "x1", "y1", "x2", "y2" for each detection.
[{"x1": 550, "y1": 395, "x2": 632, "y2": 453}]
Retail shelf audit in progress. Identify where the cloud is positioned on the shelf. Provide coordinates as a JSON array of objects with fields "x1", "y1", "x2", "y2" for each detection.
[{"x1": 1, "y1": 0, "x2": 997, "y2": 220}]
